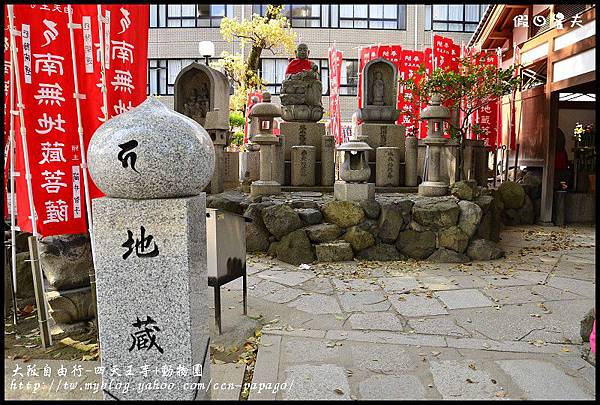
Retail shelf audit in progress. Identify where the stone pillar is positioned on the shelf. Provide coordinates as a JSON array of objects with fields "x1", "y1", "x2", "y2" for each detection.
[
  {"x1": 291, "y1": 145, "x2": 316, "y2": 186},
  {"x1": 86, "y1": 98, "x2": 214, "y2": 400},
  {"x1": 246, "y1": 150, "x2": 261, "y2": 182},
  {"x1": 223, "y1": 151, "x2": 240, "y2": 187},
  {"x1": 281, "y1": 122, "x2": 325, "y2": 161},
  {"x1": 355, "y1": 123, "x2": 405, "y2": 162},
  {"x1": 210, "y1": 145, "x2": 224, "y2": 194},
  {"x1": 404, "y1": 134, "x2": 418, "y2": 187},
  {"x1": 376, "y1": 147, "x2": 400, "y2": 187},
  {"x1": 321, "y1": 135, "x2": 335, "y2": 186},
  {"x1": 273, "y1": 134, "x2": 285, "y2": 185}
]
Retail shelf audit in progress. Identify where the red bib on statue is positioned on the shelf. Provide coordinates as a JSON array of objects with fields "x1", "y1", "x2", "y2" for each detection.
[{"x1": 285, "y1": 59, "x2": 312, "y2": 75}]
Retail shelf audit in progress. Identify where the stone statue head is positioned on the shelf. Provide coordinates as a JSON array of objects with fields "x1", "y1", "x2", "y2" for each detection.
[
  {"x1": 296, "y1": 43, "x2": 309, "y2": 60},
  {"x1": 374, "y1": 71, "x2": 383, "y2": 80}
]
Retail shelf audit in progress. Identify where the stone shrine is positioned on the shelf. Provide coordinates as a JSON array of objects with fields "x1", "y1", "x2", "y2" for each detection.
[
  {"x1": 88, "y1": 97, "x2": 213, "y2": 400},
  {"x1": 279, "y1": 43, "x2": 332, "y2": 187},
  {"x1": 174, "y1": 62, "x2": 230, "y2": 128},
  {"x1": 354, "y1": 58, "x2": 405, "y2": 187},
  {"x1": 204, "y1": 109, "x2": 229, "y2": 194}
]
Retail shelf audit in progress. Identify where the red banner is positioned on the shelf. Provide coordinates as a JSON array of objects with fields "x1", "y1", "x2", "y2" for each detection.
[
  {"x1": 433, "y1": 35, "x2": 460, "y2": 72},
  {"x1": 328, "y1": 46, "x2": 343, "y2": 145},
  {"x1": 471, "y1": 51, "x2": 499, "y2": 149},
  {"x1": 9, "y1": 4, "x2": 149, "y2": 236},
  {"x1": 4, "y1": 8, "x2": 13, "y2": 220},
  {"x1": 244, "y1": 90, "x2": 262, "y2": 144},
  {"x1": 398, "y1": 50, "x2": 426, "y2": 138},
  {"x1": 12, "y1": 4, "x2": 87, "y2": 236}
]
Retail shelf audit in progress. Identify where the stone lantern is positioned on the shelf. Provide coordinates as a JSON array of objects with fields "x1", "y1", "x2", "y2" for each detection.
[
  {"x1": 334, "y1": 137, "x2": 375, "y2": 201},
  {"x1": 205, "y1": 108, "x2": 229, "y2": 194},
  {"x1": 418, "y1": 93, "x2": 451, "y2": 196},
  {"x1": 249, "y1": 92, "x2": 282, "y2": 197}
]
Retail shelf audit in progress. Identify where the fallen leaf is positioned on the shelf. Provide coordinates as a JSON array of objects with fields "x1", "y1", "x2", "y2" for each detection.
[
  {"x1": 334, "y1": 388, "x2": 344, "y2": 395},
  {"x1": 468, "y1": 363, "x2": 476, "y2": 370},
  {"x1": 466, "y1": 378, "x2": 477, "y2": 384}
]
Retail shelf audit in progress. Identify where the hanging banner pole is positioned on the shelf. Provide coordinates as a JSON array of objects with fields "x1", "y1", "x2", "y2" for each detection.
[
  {"x1": 97, "y1": 4, "x2": 109, "y2": 122},
  {"x1": 68, "y1": 4, "x2": 99, "y2": 329},
  {"x1": 7, "y1": 4, "x2": 52, "y2": 347},
  {"x1": 8, "y1": 29, "x2": 19, "y2": 325}
]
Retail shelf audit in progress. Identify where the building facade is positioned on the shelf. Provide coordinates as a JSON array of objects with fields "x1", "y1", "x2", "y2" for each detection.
[
  {"x1": 469, "y1": 4, "x2": 595, "y2": 224},
  {"x1": 148, "y1": 4, "x2": 487, "y2": 121}
]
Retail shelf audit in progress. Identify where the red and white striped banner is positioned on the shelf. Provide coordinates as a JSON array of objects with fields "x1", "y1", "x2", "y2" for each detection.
[{"x1": 328, "y1": 46, "x2": 343, "y2": 145}]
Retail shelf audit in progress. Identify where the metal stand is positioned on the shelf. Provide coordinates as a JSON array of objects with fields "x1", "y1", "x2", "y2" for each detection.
[
  {"x1": 5, "y1": 241, "x2": 18, "y2": 325},
  {"x1": 513, "y1": 143, "x2": 520, "y2": 181},
  {"x1": 210, "y1": 264, "x2": 248, "y2": 335},
  {"x1": 27, "y1": 236, "x2": 52, "y2": 348}
]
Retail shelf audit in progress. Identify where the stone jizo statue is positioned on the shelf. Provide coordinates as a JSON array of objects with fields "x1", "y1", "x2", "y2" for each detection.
[
  {"x1": 285, "y1": 43, "x2": 319, "y2": 79},
  {"x1": 371, "y1": 71, "x2": 385, "y2": 106}
]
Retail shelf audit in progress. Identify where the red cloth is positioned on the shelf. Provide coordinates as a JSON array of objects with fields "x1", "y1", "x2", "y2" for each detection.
[
  {"x1": 285, "y1": 59, "x2": 312, "y2": 75},
  {"x1": 555, "y1": 150, "x2": 569, "y2": 170}
]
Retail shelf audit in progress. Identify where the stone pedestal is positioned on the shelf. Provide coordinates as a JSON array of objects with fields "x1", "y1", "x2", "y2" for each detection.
[
  {"x1": 334, "y1": 181, "x2": 375, "y2": 202},
  {"x1": 251, "y1": 133, "x2": 281, "y2": 197},
  {"x1": 321, "y1": 135, "x2": 335, "y2": 186},
  {"x1": 92, "y1": 195, "x2": 210, "y2": 400},
  {"x1": 355, "y1": 123, "x2": 405, "y2": 162},
  {"x1": 246, "y1": 150, "x2": 260, "y2": 182},
  {"x1": 419, "y1": 138, "x2": 448, "y2": 197},
  {"x1": 441, "y1": 139, "x2": 459, "y2": 185},
  {"x1": 281, "y1": 122, "x2": 325, "y2": 161},
  {"x1": 376, "y1": 147, "x2": 400, "y2": 187},
  {"x1": 291, "y1": 146, "x2": 316, "y2": 186},
  {"x1": 404, "y1": 135, "x2": 418, "y2": 187}
]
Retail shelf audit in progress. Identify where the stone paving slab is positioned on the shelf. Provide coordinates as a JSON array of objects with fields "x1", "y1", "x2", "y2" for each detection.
[
  {"x1": 331, "y1": 278, "x2": 382, "y2": 292},
  {"x1": 286, "y1": 293, "x2": 342, "y2": 314},
  {"x1": 359, "y1": 375, "x2": 426, "y2": 400},
  {"x1": 338, "y1": 291, "x2": 391, "y2": 312},
  {"x1": 256, "y1": 269, "x2": 315, "y2": 286},
  {"x1": 408, "y1": 317, "x2": 471, "y2": 338},
  {"x1": 377, "y1": 276, "x2": 420, "y2": 292},
  {"x1": 546, "y1": 276, "x2": 596, "y2": 298},
  {"x1": 348, "y1": 312, "x2": 405, "y2": 331},
  {"x1": 495, "y1": 359, "x2": 594, "y2": 400},
  {"x1": 389, "y1": 294, "x2": 449, "y2": 317},
  {"x1": 281, "y1": 364, "x2": 352, "y2": 400},
  {"x1": 418, "y1": 275, "x2": 488, "y2": 291},
  {"x1": 435, "y1": 289, "x2": 495, "y2": 309},
  {"x1": 429, "y1": 359, "x2": 504, "y2": 399}
]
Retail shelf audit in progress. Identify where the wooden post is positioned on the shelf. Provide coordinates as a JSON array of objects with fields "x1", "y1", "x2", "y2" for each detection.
[
  {"x1": 504, "y1": 148, "x2": 510, "y2": 181},
  {"x1": 28, "y1": 236, "x2": 52, "y2": 348},
  {"x1": 493, "y1": 147, "x2": 498, "y2": 187},
  {"x1": 513, "y1": 143, "x2": 520, "y2": 181}
]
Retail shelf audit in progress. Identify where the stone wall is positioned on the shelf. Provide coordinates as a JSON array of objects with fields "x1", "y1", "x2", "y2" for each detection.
[{"x1": 207, "y1": 185, "x2": 506, "y2": 266}]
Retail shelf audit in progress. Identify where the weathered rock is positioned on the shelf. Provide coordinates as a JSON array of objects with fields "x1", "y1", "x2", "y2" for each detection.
[
  {"x1": 261, "y1": 204, "x2": 303, "y2": 239},
  {"x1": 207, "y1": 191, "x2": 249, "y2": 215},
  {"x1": 357, "y1": 219, "x2": 378, "y2": 234},
  {"x1": 532, "y1": 198, "x2": 541, "y2": 222},
  {"x1": 13, "y1": 232, "x2": 32, "y2": 254},
  {"x1": 497, "y1": 181, "x2": 525, "y2": 209},
  {"x1": 305, "y1": 223, "x2": 343, "y2": 243},
  {"x1": 244, "y1": 202, "x2": 277, "y2": 251},
  {"x1": 412, "y1": 199, "x2": 460, "y2": 229},
  {"x1": 14, "y1": 252, "x2": 34, "y2": 299},
  {"x1": 516, "y1": 194, "x2": 535, "y2": 225},
  {"x1": 476, "y1": 195, "x2": 503, "y2": 242},
  {"x1": 321, "y1": 201, "x2": 364, "y2": 228},
  {"x1": 466, "y1": 239, "x2": 505, "y2": 261},
  {"x1": 581, "y1": 308, "x2": 595, "y2": 342},
  {"x1": 356, "y1": 243, "x2": 405, "y2": 261},
  {"x1": 360, "y1": 200, "x2": 381, "y2": 219},
  {"x1": 38, "y1": 234, "x2": 93, "y2": 290},
  {"x1": 451, "y1": 180, "x2": 478, "y2": 201},
  {"x1": 396, "y1": 230, "x2": 436, "y2": 260},
  {"x1": 295, "y1": 208, "x2": 323, "y2": 225},
  {"x1": 46, "y1": 286, "x2": 94, "y2": 324},
  {"x1": 343, "y1": 226, "x2": 376, "y2": 251},
  {"x1": 474, "y1": 195, "x2": 494, "y2": 212},
  {"x1": 520, "y1": 171, "x2": 542, "y2": 200},
  {"x1": 376, "y1": 201, "x2": 413, "y2": 243},
  {"x1": 315, "y1": 242, "x2": 354, "y2": 262},
  {"x1": 268, "y1": 230, "x2": 315, "y2": 265},
  {"x1": 291, "y1": 199, "x2": 319, "y2": 209},
  {"x1": 438, "y1": 226, "x2": 470, "y2": 253},
  {"x1": 427, "y1": 248, "x2": 470, "y2": 263},
  {"x1": 458, "y1": 200, "x2": 482, "y2": 238}
]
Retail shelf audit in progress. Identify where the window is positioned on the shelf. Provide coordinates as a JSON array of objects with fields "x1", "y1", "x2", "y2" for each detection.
[
  {"x1": 150, "y1": 4, "x2": 233, "y2": 28},
  {"x1": 148, "y1": 59, "x2": 224, "y2": 95},
  {"x1": 260, "y1": 58, "x2": 358, "y2": 96},
  {"x1": 331, "y1": 5, "x2": 406, "y2": 29},
  {"x1": 252, "y1": 4, "x2": 406, "y2": 30},
  {"x1": 425, "y1": 4, "x2": 488, "y2": 32},
  {"x1": 260, "y1": 59, "x2": 329, "y2": 95}
]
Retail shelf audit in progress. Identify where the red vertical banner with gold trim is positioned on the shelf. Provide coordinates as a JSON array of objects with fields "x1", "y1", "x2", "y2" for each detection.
[{"x1": 12, "y1": 4, "x2": 87, "y2": 236}]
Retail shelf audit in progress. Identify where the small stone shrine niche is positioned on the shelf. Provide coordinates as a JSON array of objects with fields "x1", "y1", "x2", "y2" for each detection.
[
  {"x1": 357, "y1": 58, "x2": 400, "y2": 124},
  {"x1": 280, "y1": 43, "x2": 324, "y2": 122},
  {"x1": 174, "y1": 62, "x2": 230, "y2": 127}
]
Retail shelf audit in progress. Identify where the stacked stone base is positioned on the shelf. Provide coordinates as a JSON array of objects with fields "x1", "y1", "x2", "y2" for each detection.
[{"x1": 208, "y1": 187, "x2": 506, "y2": 265}]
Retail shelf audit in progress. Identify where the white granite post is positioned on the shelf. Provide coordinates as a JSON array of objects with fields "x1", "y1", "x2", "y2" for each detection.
[
  {"x1": 321, "y1": 135, "x2": 336, "y2": 186},
  {"x1": 404, "y1": 134, "x2": 418, "y2": 187},
  {"x1": 291, "y1": 145, "x2": 316, "y2": 186},
  {"x1": 375, "y1": 147, "x2": 400, "y2": 187},
  {"x1": 87, "y1": 98, "x2": 214, "y2": 400}
]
